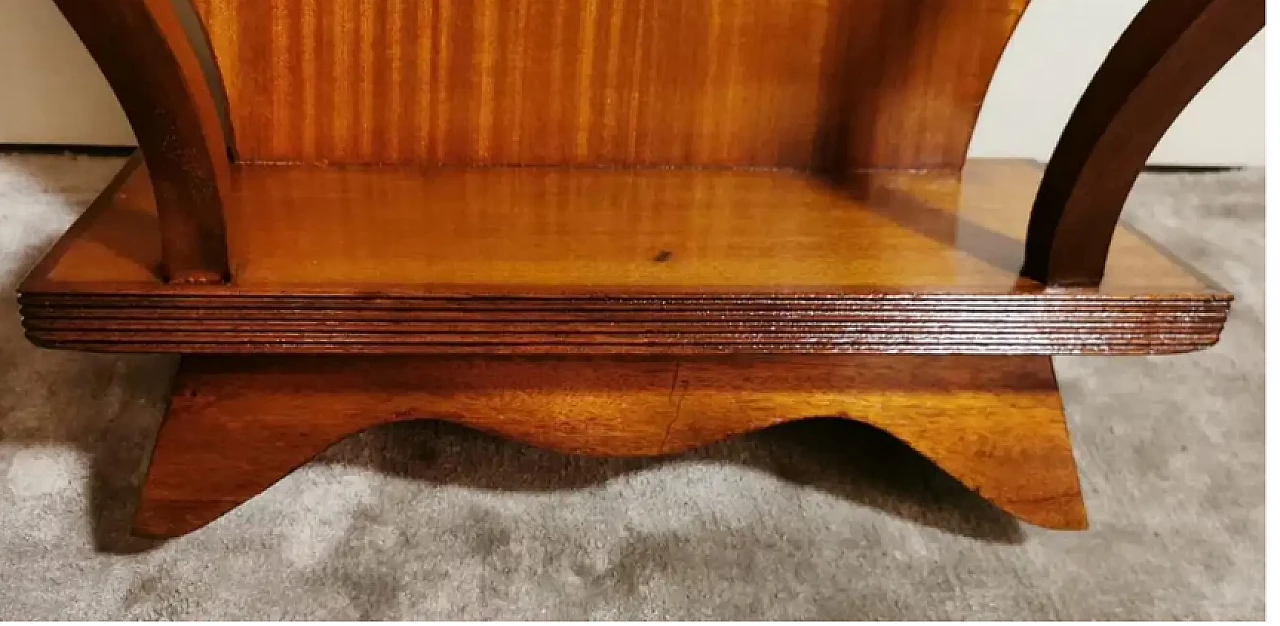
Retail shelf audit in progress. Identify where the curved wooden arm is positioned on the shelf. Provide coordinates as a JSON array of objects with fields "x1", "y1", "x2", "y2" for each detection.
[
  {"x1": 53, "y1": 0, "x2": 230, "y2": 284},
  {"x1": 1022, "y1": 0, "x2": 1264, "y2": 287}
]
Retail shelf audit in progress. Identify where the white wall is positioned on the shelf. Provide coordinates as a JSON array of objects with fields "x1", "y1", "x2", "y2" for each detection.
[
  {"x1": 972, "y1": 0, "x2": 1266, "y2": 166},
  {"x1": 0, "y1": 0, "x2": 1265, "y2": 165}
]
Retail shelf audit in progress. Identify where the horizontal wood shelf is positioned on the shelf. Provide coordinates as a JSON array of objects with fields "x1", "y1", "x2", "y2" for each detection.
[{"x1": 20, "y1": 156, "x2": 1231, "y2": 356}]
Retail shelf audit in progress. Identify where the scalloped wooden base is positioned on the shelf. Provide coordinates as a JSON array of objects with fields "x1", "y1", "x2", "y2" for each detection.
[{"x1": 133, "y1": 354, "x2": 1088, "y2": 537}]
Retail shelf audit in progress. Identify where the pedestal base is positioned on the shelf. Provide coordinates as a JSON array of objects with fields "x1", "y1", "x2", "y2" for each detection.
[{"x1": 134, "y1": 355, "x2": 1088, "y2": 537}]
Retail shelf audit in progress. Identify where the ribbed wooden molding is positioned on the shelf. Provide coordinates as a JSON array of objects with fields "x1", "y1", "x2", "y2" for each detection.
[
  {"x1": 33, "y1": 0, "x2": 1250, "y2": 542},
  {"x1": 21, "y1": 295, "x2": 1230, "y2": 356},
  {"x1": 18, "y1": 159, "x2": 1231, "y2": 357}
]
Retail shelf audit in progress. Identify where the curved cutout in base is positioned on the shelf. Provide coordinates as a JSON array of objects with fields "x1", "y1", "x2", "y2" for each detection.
[{"x1": 134, "y1": 355, "x2": 1087, "y2": 537}]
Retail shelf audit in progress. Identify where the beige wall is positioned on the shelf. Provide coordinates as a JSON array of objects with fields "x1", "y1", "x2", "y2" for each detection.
[
  {"x1": 0, "y1": 0, "x2": 1265, "y2": 165},
  {"x1": 0, "y1": 0, "x2": 133, "y2": 146}
]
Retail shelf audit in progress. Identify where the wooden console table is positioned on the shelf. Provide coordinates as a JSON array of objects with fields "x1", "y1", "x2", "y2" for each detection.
[{"x1": 22, "y1": 0, "x2": 1261, "y2": 537}]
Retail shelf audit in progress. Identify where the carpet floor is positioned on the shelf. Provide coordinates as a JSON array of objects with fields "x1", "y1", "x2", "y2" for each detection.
[{"x1": 0, "y1": 154, "x2": 1264, "y2": 620}]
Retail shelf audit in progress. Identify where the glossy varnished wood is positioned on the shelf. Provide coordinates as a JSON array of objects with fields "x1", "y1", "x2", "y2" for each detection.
[
  {"x1": 19, "y1": 159, "x2": 1230, "y2": 355},
  {"x1": 190, "y1": 0, "x2": 1027, "y2": 170},
  {"x1": 1022, "y1": 0, "x2": 1264, "y2": 286},
  {"x1": 134, "y1": 354, "x2": 1087, "y2": 537},
  {"x1": 23, "y1": 159, "x2": 1213, "y2": 292},
  {"x1": 28, "y1": 0, "x2": 1249, "y2": 542},
  {"x1": 51, "y1": 0, "x2": 231, "y2": 284}
]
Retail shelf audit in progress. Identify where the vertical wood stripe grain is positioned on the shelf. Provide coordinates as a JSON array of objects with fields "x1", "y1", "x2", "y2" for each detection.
[{"x1": 189, "y1": 0, "x2": 1028, "y2": 169}]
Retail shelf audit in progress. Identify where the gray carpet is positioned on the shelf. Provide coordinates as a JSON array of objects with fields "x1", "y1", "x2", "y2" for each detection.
[{"x1": 0, "y1": 154, "x2": 1264, "y2": 620}]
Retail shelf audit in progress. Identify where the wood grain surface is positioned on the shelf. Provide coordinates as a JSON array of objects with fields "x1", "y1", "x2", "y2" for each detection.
[
  {"x1": 134, "y1": 354, "x2": 1088, "y2": 537},
  {"x1": 37, "y1": 1, "x2": 1236, "y2": 544},
  {"x1": 51, "y1": 0, "x2": 231, "y2": 284},
  {"x1": 1022, "y1": 0, "x2": 1264, "y2": 286},
  {"x1": 189, "y1": 0, "x2": 1027, "y2": 170},
  {"x1": 19, "y1": 159, "x2": 1231, "y2": 355}
]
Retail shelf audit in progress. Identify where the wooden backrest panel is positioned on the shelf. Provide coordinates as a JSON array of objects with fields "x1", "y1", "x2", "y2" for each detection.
[{"x1": 190, "y1": 0, "x2": 1028, "y2": 169}]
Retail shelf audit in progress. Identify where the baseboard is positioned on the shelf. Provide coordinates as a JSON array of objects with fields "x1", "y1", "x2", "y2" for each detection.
[
  {"x1": 1142, "y1": 165, "x2": 1246, "y2": 174},
  {"x1": 0, "y1": 144, "x2": 136, "y2": 157},
  {"x1": 0, "y1": 146, "x2": 1250, "y2": 173}
]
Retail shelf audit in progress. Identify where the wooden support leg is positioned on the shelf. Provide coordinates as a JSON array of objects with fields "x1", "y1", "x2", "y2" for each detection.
[{"x1": 134, "y1": 355, "x2": 1087, "y2": 538}]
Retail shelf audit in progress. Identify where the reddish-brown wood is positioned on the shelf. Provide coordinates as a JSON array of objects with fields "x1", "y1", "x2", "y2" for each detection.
[
  {"x1": 134, "y1": 354, "x2": 1087, "y2": 537},
  {"x1": 51, "y1": 0, "x2": 231, "y2": 284},
  {"x1": 18, "y1": 160, "x2": 1230, "y2": 356},
  {"x1": 1022, "y1": 0, "x2": 1265, "y2": 286},
  {"x1": 26, "y1": 1, "x2": 1249, "y2": 540},
  {"x1": 839, "y1": 0, "x2": 1028, "y2": 173},
  {"x1": 189, "y1": 0, "x2": 1027, "y2": 171}
]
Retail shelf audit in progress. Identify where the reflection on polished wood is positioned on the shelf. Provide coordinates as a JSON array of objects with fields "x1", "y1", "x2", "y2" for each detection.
[
  {"x1": 26, "y1": 159, "x2": 1215, "y2": 293},
  {"x1": 20, "y1": 158, "x2": 1229, "y2": 356},
  {"x1": 30, "y1": 0, "x2": 1244, "y2": 538}
]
